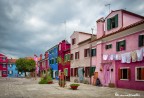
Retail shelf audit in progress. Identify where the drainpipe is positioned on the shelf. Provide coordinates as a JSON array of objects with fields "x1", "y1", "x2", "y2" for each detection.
[{"x1": 90, "y1": 28, "x2": 94, "y2": 85}]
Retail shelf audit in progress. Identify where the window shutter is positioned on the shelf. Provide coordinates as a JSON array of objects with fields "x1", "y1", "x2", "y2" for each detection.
[
  {"x1": 118, "y1": 69, "x2": 121, "y2": 80},
  {"x1": 128, "y1": 68, "x2": 131, "y2": 80},
  {"x1": 107, "y1": 18, "x2": 111, "y2": 30},
  {"x1": 115, "y1": 14, "x2": 118, "y2": 27},
  {"x1": 78, "y1": 52, "x2": 79, "y2": 59},
  {"x1": 138, "y1": 35, "x2": 143, "y2": 47},
  {"x1": 123, "y1": 40, "x2": 126, "y2": 50},
  {"x1": 84, "y1": 49, "x2": 86, "y2": 57},
  {"x1": 116, "y1": 42, "x2": 119, "y2": 51},
  {"x1": 105, "y1": 45, "x2": 108, "y2": 49},
  {"x1": 141, "y1": 68, "x2": 144, "y2": 80}
]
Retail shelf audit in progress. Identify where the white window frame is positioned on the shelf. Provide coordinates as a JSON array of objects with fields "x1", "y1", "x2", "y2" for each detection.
[
  {"x1": 120, "y1": 67, "x2": 129, "y2": 81},
  {"x1": 135, "y1": 66, "x2": 144, "y2": 81},
  {"x1": 9, "y1": 71, "x2": 12, "y2": 75}
]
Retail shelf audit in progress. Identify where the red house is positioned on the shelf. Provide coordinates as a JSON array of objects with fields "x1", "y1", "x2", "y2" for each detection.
[
  {"x1": 58, "y1": 40, "x2": 71, "y2": 81},
  {"x1": 0, "y1": 53, "x2": 8, "y2": 77}
]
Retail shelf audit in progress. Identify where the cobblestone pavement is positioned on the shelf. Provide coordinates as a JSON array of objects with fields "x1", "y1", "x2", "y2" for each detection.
[{"x1": 0, "y1": 77, "x2": 144, "y2": 98}]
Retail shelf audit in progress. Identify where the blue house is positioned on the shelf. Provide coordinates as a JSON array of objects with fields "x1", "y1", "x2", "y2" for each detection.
[
  {"x1": 8, "y1": 59, "x2": 25, "y2": 78},
  {"x1": 47, "y1": 45, "x2": 59, "y2": 79}
]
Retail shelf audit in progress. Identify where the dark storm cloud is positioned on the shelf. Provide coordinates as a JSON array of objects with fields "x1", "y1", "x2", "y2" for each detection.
[{"x1": 0, "y1": 0, "x2": 144, "y2": 58}]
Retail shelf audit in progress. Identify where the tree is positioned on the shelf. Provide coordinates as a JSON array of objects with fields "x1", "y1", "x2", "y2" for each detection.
[{"x1": 16, "y1": 58, "x2": 36, "y2": 77}]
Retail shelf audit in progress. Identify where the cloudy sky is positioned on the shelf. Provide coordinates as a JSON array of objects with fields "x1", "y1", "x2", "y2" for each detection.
[{"x1": 0, "y1": 0, "x2": 144, "y2": 58}]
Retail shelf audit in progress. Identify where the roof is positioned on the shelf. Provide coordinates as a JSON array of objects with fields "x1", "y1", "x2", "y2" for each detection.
[
  {"x1": 92, "y1": 19, "x2": 144, "y2": 42},
  {"x1": 105, "y1": 9, "x2": 144, "y2": 19},
  {"x1": 46, "y1": 44, "x2": 58, "y2": 52},
  {"x1": 70, "y1": 31, "x2": 96, "y2": 38},
  {"x1": 78, "y1": 35, "x2": 97, "y2": 45},
  {"x1": 8, "y1": 59, "x2": 17, "y2": 63}
]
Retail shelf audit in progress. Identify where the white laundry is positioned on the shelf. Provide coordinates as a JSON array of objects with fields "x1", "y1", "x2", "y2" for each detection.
[
  {"x1": 109, "y1": 54, "x2": 116, "y2": 60},
  {"x1": 136, "y1": 49, "x2": 143, "y2": 61},
  {"x1": 115, "y1": 54, "x2": 119, "y2": 60},
  {"x1": 121, "y1": 53, "x2": 127, "y2": 63},
  {"x1": 103, "y1": 54, "x2": 108, "y2": 60},
  {"x1": 131, "y1": 51, "x2": 137, "y2": 62},
  {"x1": 126, "y1": 52, "x2": 131, "y2": 63}
]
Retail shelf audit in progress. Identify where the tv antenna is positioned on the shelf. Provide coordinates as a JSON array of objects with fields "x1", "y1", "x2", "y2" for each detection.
[{"x1": 105, "y1": 4, "x2": 111, "y2": 13}]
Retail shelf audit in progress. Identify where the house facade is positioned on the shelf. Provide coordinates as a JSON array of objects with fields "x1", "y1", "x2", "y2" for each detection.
[
  {"x1": 58, "y1": 40, "x2": 71, "y2": 81},
  {"x1": 7, "y1": 59, "x2": 25, "y2": 78},
  {"x1": 47, "y1": 45, "x2": 59, "y2": 79},
  {"x1": 0, "y1": 53, "x2": 8, "y2": 77},
  {"x1": 38, "y1": 52, "x2": 49, "y2": 76},
  {"x1": 92, "y1": 9, "x2": 144, "y2": 90},
  {"x1": 70, "y1": 31, "x2": 96, "y2": 83}
]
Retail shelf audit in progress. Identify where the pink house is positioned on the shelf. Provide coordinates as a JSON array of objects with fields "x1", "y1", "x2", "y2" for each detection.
[
  {"x1": 0, "y1": 53, "x2": 8, "y2": 77},
  {"x1": 58, "y1": 40, "x2": 71, "y2": 81},
  {"x1": 70, "y1": 31, "x2": 96, "y2": 83},
  {"x1": 38, "y1": 52, "x2": 49, "y2": 76},
  {"x1": 92, "y1": 9, "x2": 144, "y2": 90}
]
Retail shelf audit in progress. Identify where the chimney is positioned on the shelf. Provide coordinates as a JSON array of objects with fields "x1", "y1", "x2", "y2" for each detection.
[
  {"x1": 40, "y1": 54, "x2": 42, "y2": 60},
  {"x1": 96, "y1": 17, "x2": 105, "y2": 39},
  {"x1": 45, "y1": 52, "x2": 48, "y2": 58}
]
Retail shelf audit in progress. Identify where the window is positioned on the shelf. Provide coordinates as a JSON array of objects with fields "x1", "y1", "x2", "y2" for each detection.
[
  {"x1": 67, "y1": 54, "x2": 70, "y2": 61},
  {"x1": 72, "y1": 38, "x2": 76, "y2": 45},
  {"x1": 136, "y1": 67, "x2": 144, "y2": 81},
  {"x1": 74, "y1": 68, "x2": 78, "y2": 76},
  {"x1": 84, "y1": 48, "x2": 90, "y2": 57},
  {"x1": 55, "y1": 58, "x2": 58, "y2": 63},
  {"x1": 19, "y1": 72, "x2": 21, "y2": 74},
  {"x1": 71, "y1": 68, "x2": 73, "y2": 76},
  {"x1": 9, "y1": 64, "x2": 13, "y2": 68},
  {"x1": 9, "y1": 71, "x2": 13, "y2": 75},
  {"x1": 118, "y1": 68, "x2": 130, "y2": 80},
  {"x1": 116, "y1": 40, "x2": 126, "y2": 51},
  {"x1": 71, "y1": 54, "x2": 73, "y2": 60},
  {"x1": 105, "y1": 44, "x2": 112, "y2": 50},
  {"x1": 2, "y1": 71, "x2": 7, "y2": 75},
  {"x1": 64, "y1": 54, "x2": 67, "y2": 62},
  {"x1": 59, "y1": 70, "x2": 61, "y2": 76},
  {"x1": 91, "y1": 48, "x2": 96, "y2": 57},
  {"x1": 107, "y1": 14, "x2": 118, "y2": 30},
  {"x1": 75, "y1": 52, "x2": 79, "y2": 59},
  {"x1": 52, "y1": 59, "x2": 54, "y2": 64},
  {"x1": 64, "y1": 68, "x2": 68, "y2": 76},
  {"x1": 3, "y1": 64, "x2": 6, "y2": 68},
  {"x1": 85, "y1": 67, "x2": 90, "y2": 77},
  {"x1": 90, "y1": 67, "x2": 96, "y2": 77},
  {"x1": 2, "y1": 57, "x2": 6, "y2": 61},
  {"x1": 138, "y1": 35, "x2": 144, "y2": 47}
]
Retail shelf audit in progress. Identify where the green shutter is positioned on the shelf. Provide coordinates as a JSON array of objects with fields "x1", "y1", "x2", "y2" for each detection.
[
  {"x1": 123, "y1": 40, "x2": 126, "y2": 50},
  {"x1": 139, "y1": 35, "x2": 143, "y2": 47},
  {"x1": 107, "y1": 18, "x2": 111, "y2": 30},
  {"x1": 115, "y1": 14, "x2": 118, "y2": 27},
  {"x1": 90, "y1": 67, "x2": 95, "y2": 77},
  {"x1": 116, "y1": 42, "x2": 119, "y2": 51}
]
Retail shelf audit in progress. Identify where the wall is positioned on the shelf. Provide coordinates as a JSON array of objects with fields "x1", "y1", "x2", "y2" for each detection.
[{"x1": 115, "y1": 59, "x2": 144, "y2": 90}]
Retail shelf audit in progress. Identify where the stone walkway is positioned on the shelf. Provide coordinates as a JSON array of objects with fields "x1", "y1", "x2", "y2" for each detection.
[{"x1": 0, "y1": 77, "x2": 143, "y2": 98}]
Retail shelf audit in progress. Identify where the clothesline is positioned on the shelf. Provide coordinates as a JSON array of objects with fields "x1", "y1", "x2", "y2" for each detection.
[{"x1": 103, "y1": 47, "x2": 144, "y2": 63}]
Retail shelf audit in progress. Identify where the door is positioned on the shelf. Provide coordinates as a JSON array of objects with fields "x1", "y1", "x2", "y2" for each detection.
[{"x1": 103, "y1": 64, "x2": 111, "y2": 86}]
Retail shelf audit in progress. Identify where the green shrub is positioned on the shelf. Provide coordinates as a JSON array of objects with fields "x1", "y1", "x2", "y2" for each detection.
[
  {"x1": 70, "y1": 83, "x2": 80, "y2": 86},
  {"x1": 39, "y1": 70, "x2": 52, "y2": 84}
]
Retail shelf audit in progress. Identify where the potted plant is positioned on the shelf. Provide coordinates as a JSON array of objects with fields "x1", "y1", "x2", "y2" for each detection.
[{"x1": 70, "y1": 83, "x2": 80, "y2": 90}]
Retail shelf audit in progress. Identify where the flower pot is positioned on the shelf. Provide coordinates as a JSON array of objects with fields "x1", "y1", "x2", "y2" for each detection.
[
  {"x1": 70, "y1": 86, "x2": 78, "y2": 90},
  {"x1": 48, "y1": 81, "x2": 53, "y2": 84}
]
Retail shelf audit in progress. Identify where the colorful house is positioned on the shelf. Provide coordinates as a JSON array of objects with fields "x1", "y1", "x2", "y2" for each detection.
[
  {"x1": 92, "y1": 9, "x2": 144, "y2": 90},
  {"x1": 38, "y1": 52, "x2": 49, "y2": 76},
  {"x1": 0, "y1": 53, "x2": 8, "y2": 77},
  {"x1": 58, "y1": 40, "x2": 71, "y2": 81},
  {"x1": 47, "y1": 45, "x2": 59, "y2": 79},
  {"x1": 70, "y1": 31, "x2": 96, "y2": 83},
  {"x1": 7, "y1": 59, "x2": 25, "y2": 78}
]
